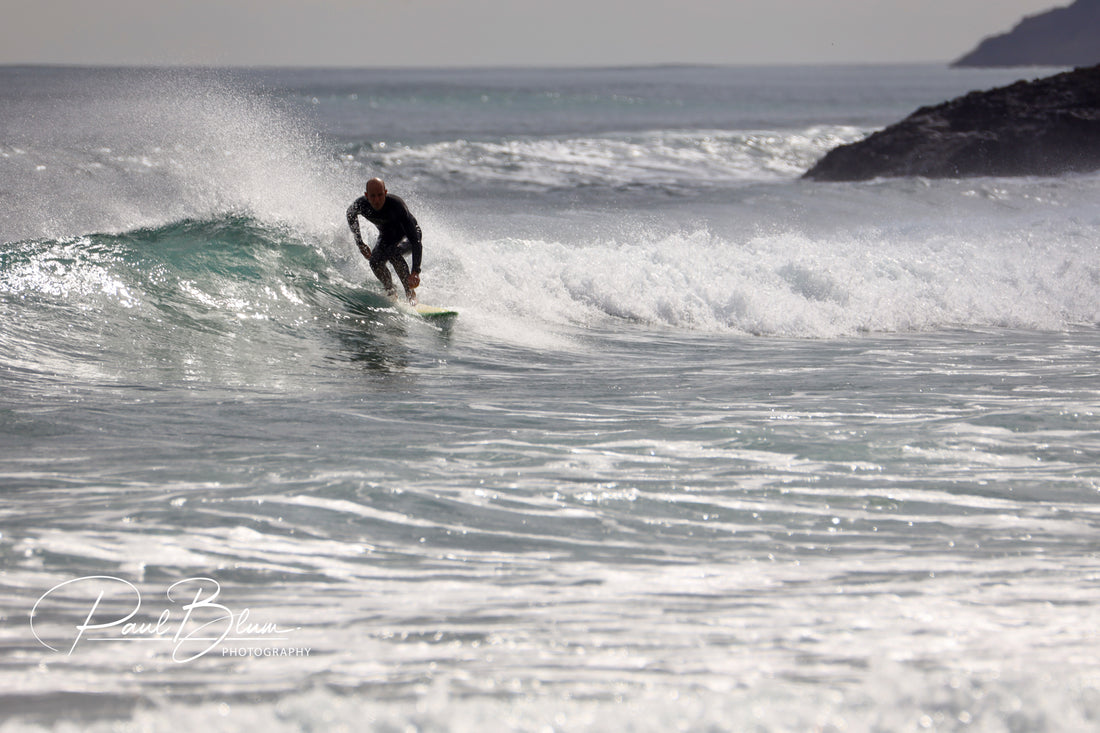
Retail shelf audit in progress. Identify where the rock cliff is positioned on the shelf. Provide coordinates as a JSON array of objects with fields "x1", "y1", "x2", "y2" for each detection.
[
  {"x1": 803, "y1": 65, "x2": 1100, "y2": 181},
  {"x1": 954, "y1": 0, "x2": 1100, "y2": 68}
]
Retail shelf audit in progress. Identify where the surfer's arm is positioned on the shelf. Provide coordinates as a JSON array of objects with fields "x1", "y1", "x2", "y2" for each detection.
[
  {"x1": 345, "y1": 202, "x2": 362, "y2": 242},
  {"x1": 407, "y1": 225, "x2": 423, "y2": 273},
  {"x1": 346, "y1": 202, "x2": 371, "y2": 257},
  {"x1": 396, "y1": 202, "x2": 423, "y2": 273}
]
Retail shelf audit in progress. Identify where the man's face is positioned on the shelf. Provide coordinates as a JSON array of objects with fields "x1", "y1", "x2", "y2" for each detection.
[{"x1": 366, "y1": 182, "x2": 387, "y2": 211}]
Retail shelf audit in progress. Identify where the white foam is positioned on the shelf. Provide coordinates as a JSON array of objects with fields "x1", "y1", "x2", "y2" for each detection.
[
  {"x1": 422, "y1": 212, "x2": 1100, "y2": 340},
  {"x1": 367, "y1": 126, "x2": 866, "y2": 191}
]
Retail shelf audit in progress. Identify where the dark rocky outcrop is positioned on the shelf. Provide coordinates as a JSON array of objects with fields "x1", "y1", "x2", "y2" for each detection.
[
  {"x1": 954, "y1": 0, "x2": 1100, "y2": 68},
  {"x1": 803, "y1": 64, "x2": 1100, "y2": 181}
]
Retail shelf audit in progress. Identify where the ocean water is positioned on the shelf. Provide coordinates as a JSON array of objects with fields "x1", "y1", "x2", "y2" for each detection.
[{"x1": 2, "y1": 64, "x2": 1100, "y2": 732}]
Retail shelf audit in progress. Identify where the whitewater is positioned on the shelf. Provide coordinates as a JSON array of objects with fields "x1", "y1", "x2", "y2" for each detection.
[{"x1": 1, "y1": 64, "x2": 1099, "y2": 732}]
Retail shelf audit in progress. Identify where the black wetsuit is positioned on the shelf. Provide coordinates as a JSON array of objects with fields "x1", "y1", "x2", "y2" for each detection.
[{"x1": 346, "y1": 193, "x2": 423, "y2": 295}]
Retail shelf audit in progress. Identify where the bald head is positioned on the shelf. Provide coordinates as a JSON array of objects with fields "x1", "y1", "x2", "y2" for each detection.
[{"x1": 365, "y1": 178, "x2": 387, "y2": 211}]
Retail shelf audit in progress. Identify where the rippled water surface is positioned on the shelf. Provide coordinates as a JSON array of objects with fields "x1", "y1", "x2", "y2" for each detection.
[{"x1": 2, "y1": 65, "x2": 1100, "y2": 731}]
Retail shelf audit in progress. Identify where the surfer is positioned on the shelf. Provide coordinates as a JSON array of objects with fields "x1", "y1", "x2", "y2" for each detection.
[{"x1": 346, "y1": 178, "x2": 423, "y2": 302}]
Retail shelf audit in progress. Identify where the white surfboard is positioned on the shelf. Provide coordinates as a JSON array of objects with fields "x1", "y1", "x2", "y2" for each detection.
[
  {"x1": 392, "y1": 298, "x2": 458, "y2": 319},
  {"x1": 411, "y1": 302, "x2": 458, "y2": 319}
]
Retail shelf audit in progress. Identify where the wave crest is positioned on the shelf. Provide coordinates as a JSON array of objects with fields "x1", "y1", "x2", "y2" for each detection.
[{"x1": 346, "y1": 126, "x2": 866, "y2": 193}]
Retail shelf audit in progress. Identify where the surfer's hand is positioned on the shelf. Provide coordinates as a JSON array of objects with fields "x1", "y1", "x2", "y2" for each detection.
[{"x1": 406, "y1": 272, "x2": 420, "y2": 289}]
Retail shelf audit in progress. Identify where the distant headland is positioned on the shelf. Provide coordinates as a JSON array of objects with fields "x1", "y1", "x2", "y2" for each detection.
[
  {"x1": 803, "y1": 64, "x2": 1100, "y2": 181},
  {"x1": 953, "y1": 0, "x2": 1100, "y2": 68}
]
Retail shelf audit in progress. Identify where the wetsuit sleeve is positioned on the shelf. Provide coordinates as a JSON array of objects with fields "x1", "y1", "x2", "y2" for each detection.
[
  {"x1": 407, "y1": 223, "x2": 423, "y2": 273},
  {"x1": 346, "y1": 200, "x2": 364, "y2": 243},
  {"x1": 398, "y1": 200, "x2": 423, "y2": 273}
]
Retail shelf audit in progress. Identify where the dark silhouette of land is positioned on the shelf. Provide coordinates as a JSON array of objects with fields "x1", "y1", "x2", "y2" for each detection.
[
  {"x1": 954, "y1": 0, "x2": 1100, "y2": 68},
  {"x1": 803, "y1": 65, "x2": 1100, "y2": 181}
]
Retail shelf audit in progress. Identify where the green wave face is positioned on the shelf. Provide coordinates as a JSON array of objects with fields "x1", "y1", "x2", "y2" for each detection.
[{"x1": 0, "y1": 216, "x2": 418, "y2": 388}]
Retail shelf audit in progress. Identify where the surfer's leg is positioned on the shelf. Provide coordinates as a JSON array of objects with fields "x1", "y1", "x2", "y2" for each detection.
[
  {"x1": 389, "y1": 253, "x2": 416, "y2": 301},
  {"x1": 369, "y1": 246, "x2": 398, "y2": 297}
]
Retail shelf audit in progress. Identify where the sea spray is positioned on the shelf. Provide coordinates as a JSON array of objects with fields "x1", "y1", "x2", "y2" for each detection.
[{"x1": 1, "y1": 69, "x2": 349, "y2": 244}]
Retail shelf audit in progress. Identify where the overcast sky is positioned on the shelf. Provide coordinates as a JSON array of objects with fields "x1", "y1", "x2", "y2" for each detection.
[{"x1": 1, "y1": 0, "x2": 1066, "y2": 67}]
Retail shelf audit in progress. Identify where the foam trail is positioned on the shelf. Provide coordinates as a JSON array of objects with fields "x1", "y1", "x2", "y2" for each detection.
[{"x1": 426, "y1": 195, "x2": 1100, "y2": 339}]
